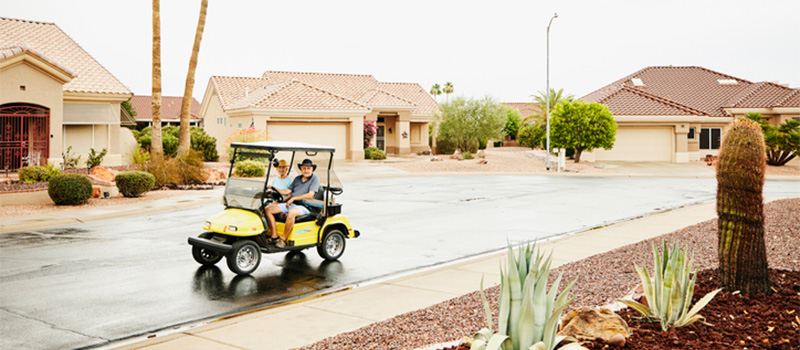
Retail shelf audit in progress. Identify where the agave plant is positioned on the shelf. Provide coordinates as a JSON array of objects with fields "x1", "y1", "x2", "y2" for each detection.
[
  {"x1": 619, "y1": 241, "x2": 722, "y2": 331},
  {"x1": 471, "y1": 242, "x2": 587, "y2": 350}
]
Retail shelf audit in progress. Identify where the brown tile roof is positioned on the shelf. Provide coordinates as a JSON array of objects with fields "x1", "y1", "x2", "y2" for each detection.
[
  {"x1": 210, "y1": 70, "x2": 438, "y2": 115},
  {"x1": 582, "y1": 66, "x2": 799, "y2": 117},
  {"x1": 0, "y1": 44, "x2": 75, "y2": 77},
  {"x1": 503, "y1": 102, "x2": 542, "y2": 120},
  {"x1": 0, "y1": 17, "x2": 131, "y2": 95},
  {"x1": 229, "y1": 79, "x2": 368, "y2": 110},
  {"x1": 130, "y1": 96, "x2": 201, "y2": 122}
]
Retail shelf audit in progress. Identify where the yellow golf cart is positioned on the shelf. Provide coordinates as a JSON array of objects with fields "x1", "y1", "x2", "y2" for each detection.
[{"x1": 188, "y1": 141, "x2": 360, "y2": 275}]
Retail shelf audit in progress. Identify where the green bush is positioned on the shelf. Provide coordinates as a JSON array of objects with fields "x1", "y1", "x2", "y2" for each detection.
[
  {"x1": 478, "y1": 138, "x2": 487, "y2": 150},
  {"x1": 435, "y1": 138, "x2": 478, "y2": 154},
  {"x1": 19, "y1": 165, "x2": 61, "y2": 183},
  {"x1": 364, "y1": 147, "x2": 385, "y2": 160},
  {"x1": 190, "y1": 127, "x2": 219, "y2": 161},
  {"x1": 234, "y1": 160, "x2": 265, "y2": 177},
  {"x1": 462, "y1": 151, "x2": 474, "y2": 160},
  {"x1": 48, "y1": 174, "x2": 93, "y2": 205},
  {"x1": 115, "y1": 171, "x2": 156, "y2": 197},
  {"x1": 86, "y1": 148, "x2": 107, "y2": 169},
  {"x1": 517, "y1": 124, "x2": 545, "y2": 148}
]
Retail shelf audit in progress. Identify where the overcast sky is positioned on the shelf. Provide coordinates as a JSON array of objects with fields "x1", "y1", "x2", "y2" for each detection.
[{"x1": 3, "y1": 0, "x2": 799, "y2": 103}]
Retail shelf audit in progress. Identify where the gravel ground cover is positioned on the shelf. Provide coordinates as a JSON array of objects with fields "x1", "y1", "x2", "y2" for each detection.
[{"x1": 298, "y1": 198, "x2": 800, "y2": 350}]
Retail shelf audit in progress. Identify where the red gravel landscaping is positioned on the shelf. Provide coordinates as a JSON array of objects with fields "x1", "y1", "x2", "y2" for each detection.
[{"x1": 298, "y1": 198, "x2": 799, "y2": 350}]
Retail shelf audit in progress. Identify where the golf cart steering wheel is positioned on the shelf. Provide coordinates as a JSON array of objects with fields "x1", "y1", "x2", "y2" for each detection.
[{"x1": 265, "y1": 187, "x2": 284, "y2": 203}]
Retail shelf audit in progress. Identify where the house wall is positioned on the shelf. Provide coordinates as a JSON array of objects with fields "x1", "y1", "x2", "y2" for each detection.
[
  {"x1": 0, "y1": 61, "x2": 65, "y2": 166},
  {"x1": 410, "y1": 121, "x2": 429, "y2": 153}
]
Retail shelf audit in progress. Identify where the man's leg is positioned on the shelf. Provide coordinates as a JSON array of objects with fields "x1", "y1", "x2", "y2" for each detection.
[
  {"x1": 265, "y1": 204, "x2": 282, "y2": 239},
  {"x1": 281, "y1": 207, "x2": 302, "y2": 242}
]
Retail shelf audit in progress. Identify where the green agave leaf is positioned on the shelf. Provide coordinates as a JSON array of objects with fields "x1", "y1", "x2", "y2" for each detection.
[
  {"x1": 541, "y1": 300, "x2": 572, "y2": 349},
  {"x1": 474, "y1": 328, "x2": 493, "y2": 342},
  {"x1": 487, "y1": 334, "x2": 513, "y2": 350},
  {"x1": 479, "y1": 276, "x2": 494, "y2": 333},
  {"x1": 682, "y1": 288, "x2": 722, "y2": 323},
  {"x1": 518, "y1": 273, "x2": 538, "y2": 350},
  {"x1": 618, "y1": 299, "x2": 653, "y2": 318},
  {"x1": 499, "y1": 266, "x2": 511, "y2": 336},
  {"x1": 507, "y1": 246, "x2": 523, "y2": 349},
  {"x1": 471, "y1": 339, "x2": 487, "y2": 350}
]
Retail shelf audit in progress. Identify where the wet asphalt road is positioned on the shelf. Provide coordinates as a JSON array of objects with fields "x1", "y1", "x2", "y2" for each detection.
[{"x1": 1, "y1": 176, "x2": 798, "y2": 349}]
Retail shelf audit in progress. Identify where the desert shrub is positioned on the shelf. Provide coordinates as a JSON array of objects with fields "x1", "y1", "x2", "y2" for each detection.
[
  {"x1": 19, "y1": 165, "x2": 61, "y2": 183},
  {"x1": 176, "y1": 149, "x2": 206, "y2": 184},
  {"x1": 190, "y1": 127, "x2": 219, "y2": 161},
  {"x1": 86, "y1": 148, "x2": 107, "y2": 169},
  {"x1": 478, "y1": 138, "x2": 488, "y2": 150},
  {"x1": 517, "y1": 124, "x2": 544, "y2": 148},
  {"x1": 234, "y1": 160, "x2": 265, "y2": 177},
  {"x1": 128, "y1": 146, "x2": 150, "y2": 165},
  {"x1": 48, "y1": 174, "x2": 93, "y2": 205},
  {"x1": 115, "y1": 171, "x2": 156, "y2": 197},
  {"x1": 224, "y1": 128, "x2": 269, "y2": 161},
  {"x1": 61, "y1": 146, "x2": 80, "y2": 169},
  {"x1": 436, "y1": 138, "x2": 457, "y2": 155},
  {"x1": 462, "y1": 151, "x2": 474, "y2": 160},
  {"x1": 138, "y1": 154, "x2": 181, "y2": 187},
  {"x1": 368, "y1": 148, "x2": 386, "y2": 160}
]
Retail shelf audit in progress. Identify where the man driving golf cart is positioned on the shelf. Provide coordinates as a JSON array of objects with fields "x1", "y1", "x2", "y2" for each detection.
[{"x1": 265, "y1": 158, "x2": 319, "y2": 248}]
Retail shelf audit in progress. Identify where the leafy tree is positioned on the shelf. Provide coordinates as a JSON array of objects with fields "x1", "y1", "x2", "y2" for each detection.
[
  {"x1": 530, "y1": 88, "x2": 574, "y2": 122},
  {"x1": 436, "y1": 96, "x2": 505, "y2": 152},
  {"x1": 501, "y1": 105, "x2": 522, "y2": 139},
  {"x1": 121, "y1": 98, "x2": 136, "y2": 117},
  {"x1": 429, "y1": 84, "x2": 442, "y2": 102},
  {"x1": 443, "y1": 82, "x2": 454, "y2": 103},
  {"x1": 178, "y1": 0, "x2": 208, "y2": 155},
  {"x1": 745, "y1": 113, "x2": 799, "y2": 166},
  {"x1": 517, "y1": 124, "x2": 544, "y2": 148},
  {"x1": 550, "y1": 99, "x2": 617, "y2": 162}
]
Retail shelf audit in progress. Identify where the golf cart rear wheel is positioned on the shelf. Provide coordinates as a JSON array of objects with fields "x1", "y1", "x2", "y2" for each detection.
[
  {"x1": 226, "y1": 240, "x2": 261, "y2": 275},
  {"x1": 317, "y1": 229, "x2": 346, "y2": 261},
  {"x1": 192, "y1": 232, "x2": 223, "y2": 266}
]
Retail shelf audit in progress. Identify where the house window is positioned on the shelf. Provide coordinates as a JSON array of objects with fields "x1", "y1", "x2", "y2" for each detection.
[
  {"x1": 687, "y1": 127, "x2": 695, "y2": 140},
  {"x1": 238, "y1": 123, "x2": 242, "y2": 129},
  {"x1": 699, "y1": 128, "x2": 721, "y2": 150}
]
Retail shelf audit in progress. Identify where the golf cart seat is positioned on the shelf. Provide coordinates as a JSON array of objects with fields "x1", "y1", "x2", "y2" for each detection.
[{"x1": 275, "y1": 186, "x2": 326, "y2": 223}]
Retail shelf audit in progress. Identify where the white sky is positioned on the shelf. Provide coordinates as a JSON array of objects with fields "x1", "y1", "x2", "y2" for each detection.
[{"x1": 3, "y1": 0, "x2": 799, "y2": 103}]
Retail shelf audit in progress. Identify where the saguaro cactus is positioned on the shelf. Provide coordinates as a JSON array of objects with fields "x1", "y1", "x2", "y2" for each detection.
[{"x1": 716, "y1": 117, "x2": 771, "y2": 294}]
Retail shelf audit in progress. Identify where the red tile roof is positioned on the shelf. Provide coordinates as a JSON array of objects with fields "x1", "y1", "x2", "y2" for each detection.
[
  {"x1": 130, "y1": 95, "x2": 201, "y2": 122},
  {"x1": 0, "y1": 17, "x2": 131, "y2": 95},
  {"x1": 0, "y1": 44, "x2": 75, "y2": 77},
  {"x1": 503, "y1": 102, "x2": 542, "y2": 120},
  {"x1": 582, "y1": 66, "x2": 799, "y2": 117},
  {"x1": 210, "y1": 70, "x2": 438, "y2": 115}
]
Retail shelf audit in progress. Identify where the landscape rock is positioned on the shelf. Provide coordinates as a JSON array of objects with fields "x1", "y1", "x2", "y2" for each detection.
[
  {"x1": 91, "y1": 186, "x2": 101, "y2": 199},
  {"x1": 477, "y1": 150, "x2": 485, "y2": 159},
  {"x1": 430, "y1": 157, "x2": 442, "y2": 162},
  {"x1": 204, "y1": 168, "x2": 227, "y2": 183},
  {"x1": 558, "y1": 307, "x2": 630, "y2": 346},
  {"x1": 90, "y1": 166, "x2": 116, "y2": 182},
  {"x1": 478, "y1": 159, "x2": 488, "y2": 165},
  {"x1": 449, "y1": 149, "x2": 461, "y2": 159}
]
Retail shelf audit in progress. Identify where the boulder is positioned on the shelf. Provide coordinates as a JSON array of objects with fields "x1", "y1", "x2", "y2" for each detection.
[
  {"x1": 478, "y1": 159, "x2": 488, "y2": 165},
  {"x1": 430, "y1": 157, "x2": 442, "y2": 162},
  {"x1": 204, "y1": 168, "x2": 227, "y2": 182},
  {"x1": 91, "y1": 186, "x2": 101, "y2": 199},
  {"x1": 449, "y1": 149, "x2": 462, "y2": 160},
  {"x1": 558, "y1": 308, "x2": 630, "y2": 347},
  {"x1": 477, "y1": 150, "x2": 486, "y2": 159},
  {"x1": 90, "y1": 166, "x2": 116, "y2": 182}
]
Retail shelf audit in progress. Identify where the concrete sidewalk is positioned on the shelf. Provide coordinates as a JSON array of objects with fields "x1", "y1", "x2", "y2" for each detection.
[{"x1": 108, "y1": 200, "x2": 719, "y2": 350}]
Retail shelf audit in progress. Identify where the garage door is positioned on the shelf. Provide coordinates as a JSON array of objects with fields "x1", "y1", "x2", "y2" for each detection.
[
  {"x1": 593, "y1": 127, "x2": 673, "y2": 161},
  {"x1": 267, "y1": 122, "x2": 348, "y2": 160}
]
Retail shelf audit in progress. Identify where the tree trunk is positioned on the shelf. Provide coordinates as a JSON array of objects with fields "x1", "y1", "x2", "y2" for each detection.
[
  {"x1": 573, "y1": 149, "x2": 582, "y2": 163},
  {"x1": 151, "y1": 0, "x2": 163, "y2": 156},
  {"x1": 716, "y1": 117, "x2": 771, "y2": 294},
  {"x1": 178, "y1": 0, "x2": 208, "y2": 155}
]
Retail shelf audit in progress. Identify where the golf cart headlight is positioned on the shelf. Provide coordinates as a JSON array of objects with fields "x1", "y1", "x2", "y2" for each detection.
[
  {"x1": 204, "y1": 221, "x2": 211, "y2": 229},
  {"x1": 228, "y1": 225, "x2": 238, "y2": 232}
]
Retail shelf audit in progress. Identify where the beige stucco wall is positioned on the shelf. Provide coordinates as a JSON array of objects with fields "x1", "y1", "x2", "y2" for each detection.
[{"x1": 0, "y1": 60, "x2": 65, "y2": 166}]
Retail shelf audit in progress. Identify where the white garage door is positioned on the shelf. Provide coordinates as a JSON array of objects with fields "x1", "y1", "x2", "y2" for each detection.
[
  {"x1": 593, "y1": 127, "x2": 673, "y2": 161},
  {"x1": 267, "y1": 123, "x2": 348, "y2": 160}
]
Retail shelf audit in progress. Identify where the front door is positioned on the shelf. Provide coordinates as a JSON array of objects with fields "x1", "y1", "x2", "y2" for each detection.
[
  {"x1": 376, "y1": 125, "x2": 385, "y2": 151},
  {"x1": 0, "y1": 104, "x2": 50, "y2": 170}
]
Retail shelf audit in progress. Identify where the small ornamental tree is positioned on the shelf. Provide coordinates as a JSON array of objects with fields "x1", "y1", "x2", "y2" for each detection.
[
  {"x1": 364, "y1": 119, "x2": 377, "y2": 148},
  {"x1": 550, "y1": 99, "x2": 617, "y2": 162},
  {"x1": 502, "y1": 106, "x2": 522, "y2": 140},
  {"x1": 436, "y1": 96, "x2": 505, "y2": 152},
  {"x1": 716, "y1": 117, "x2": 771, "y2": 294}
]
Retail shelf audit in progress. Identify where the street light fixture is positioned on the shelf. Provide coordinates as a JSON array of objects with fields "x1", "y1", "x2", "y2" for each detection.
[{"x1": 546, "y1": 12, "x2": 558, "y2": 171}]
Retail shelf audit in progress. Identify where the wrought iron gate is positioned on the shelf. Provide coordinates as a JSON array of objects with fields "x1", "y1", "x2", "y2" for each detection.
[{"x1": 1, "y1": 104, "x2": 50, "y2": 171}]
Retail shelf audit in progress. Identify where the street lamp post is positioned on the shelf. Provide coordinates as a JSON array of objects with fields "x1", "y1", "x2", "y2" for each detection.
[{"x1": 546, "y1": 12, "x2": 558, "y2": 171}]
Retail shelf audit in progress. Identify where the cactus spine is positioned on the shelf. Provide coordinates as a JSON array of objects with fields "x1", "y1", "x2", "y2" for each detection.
[{"x1": 716, "y1": 117, "x2": 771, "y2": 294}]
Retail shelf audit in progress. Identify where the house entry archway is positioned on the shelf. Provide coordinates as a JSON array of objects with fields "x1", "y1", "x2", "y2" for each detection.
[{"x1": 1, "y1": 103, "x2": 50, "y2": 171}]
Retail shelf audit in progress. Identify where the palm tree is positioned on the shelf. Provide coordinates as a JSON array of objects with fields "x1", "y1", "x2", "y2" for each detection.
[
  {"x1": 178, "y1": 0, "x2": 208, "y2": 155},
  {"x1": 151, "y1": 0, "x2": 163, "y2": 156},
  {"x1": 429, "y1": 84, "x2": 442, "y2": 102},
  {"x1": 443, "y1": 82, "x2": 454, "y2": 103},
  {"x1": 526, "y1": 88, "x2": 574, "y2": 124}
]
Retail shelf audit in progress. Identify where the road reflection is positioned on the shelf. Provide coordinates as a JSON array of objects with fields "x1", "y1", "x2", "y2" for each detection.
[{"x1": 191, "y1": 252, "x2": 344, "y2": 301}]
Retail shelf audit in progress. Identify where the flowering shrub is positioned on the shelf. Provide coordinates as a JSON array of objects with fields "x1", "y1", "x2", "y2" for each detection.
[
  {"x1": 364, "y1": 119, "x2": 377, "y2": 148},
  {"x1": 224, "y1": 128, "x2": 269, "y2": 160}
]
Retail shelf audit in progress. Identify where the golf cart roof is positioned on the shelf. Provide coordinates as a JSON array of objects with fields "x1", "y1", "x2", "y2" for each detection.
[{"x1": 230, "y1": 141, "x2": 335, "y2": 153}]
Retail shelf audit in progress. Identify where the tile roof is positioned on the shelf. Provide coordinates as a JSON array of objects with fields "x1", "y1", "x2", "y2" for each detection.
[
  {"x1": 0, "y1": 44, "x2": 75, "y2": 77},
  {"x1": 130, "y1": 95, "x2": 201, "y2": 121},
  {"x1": 210, "y1": 70, "x2": 438, "y2": 115},
  {"x1": 0, "y1": 17, "x2": 131, "y2": 95},
  {"x1": 582, "y1": 66, "x2": 799, "y2": 117},
  {"x1": 503, "y1": 102, "x2": 542, "y2": 120}
]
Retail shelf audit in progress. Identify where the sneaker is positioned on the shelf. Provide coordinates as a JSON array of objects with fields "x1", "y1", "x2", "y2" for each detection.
[{"x1": 276, "y1": 239, "x2": 286, "y2": 248}]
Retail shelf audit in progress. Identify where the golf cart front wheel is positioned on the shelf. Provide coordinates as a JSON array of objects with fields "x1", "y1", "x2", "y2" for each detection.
[
  {"x1": 192, "y1": 232, "x2": 223, "y2": 266},
  {"x1": 227, "y1": 240, "x2": 261, "y2": 275},
  {"x1": 318, "y1": 229, "x2": 346, "y2": 261}
]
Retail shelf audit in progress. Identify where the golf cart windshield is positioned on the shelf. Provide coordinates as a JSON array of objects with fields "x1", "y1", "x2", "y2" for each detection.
[{"x1": 223, "y1": 141, "x2": 343, "y2": 211}]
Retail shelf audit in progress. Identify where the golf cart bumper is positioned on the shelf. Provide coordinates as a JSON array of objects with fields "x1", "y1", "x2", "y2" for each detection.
[
  {"x1": 353, "y1": 230, "x2": 360, "y2": 238},
  {"x1": 188, "y1": 236, "x2": 232, "y2": 254}
]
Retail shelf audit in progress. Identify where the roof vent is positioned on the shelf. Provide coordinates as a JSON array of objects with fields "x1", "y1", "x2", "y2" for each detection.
[
  {"x1": 631, "y1": 78, "x2": 644, "y2": 86},
  {"x1": 717, "y1": 79, "x2": 738, "y2": 85}
]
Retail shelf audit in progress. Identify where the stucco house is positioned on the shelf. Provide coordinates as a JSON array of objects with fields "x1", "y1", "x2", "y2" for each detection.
[
  {"x1": 129, "y1": 95, "x2": 202, "y2": 129},
  {"x1": 581, "y1": 66, "x2": 800, "y2": 162},
  {"x1": 200, "y1": 70, "x2": 438, "y2": 160},
  {"x1": 0, "y1": 17, "x2": 134, "y2": 170}
]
